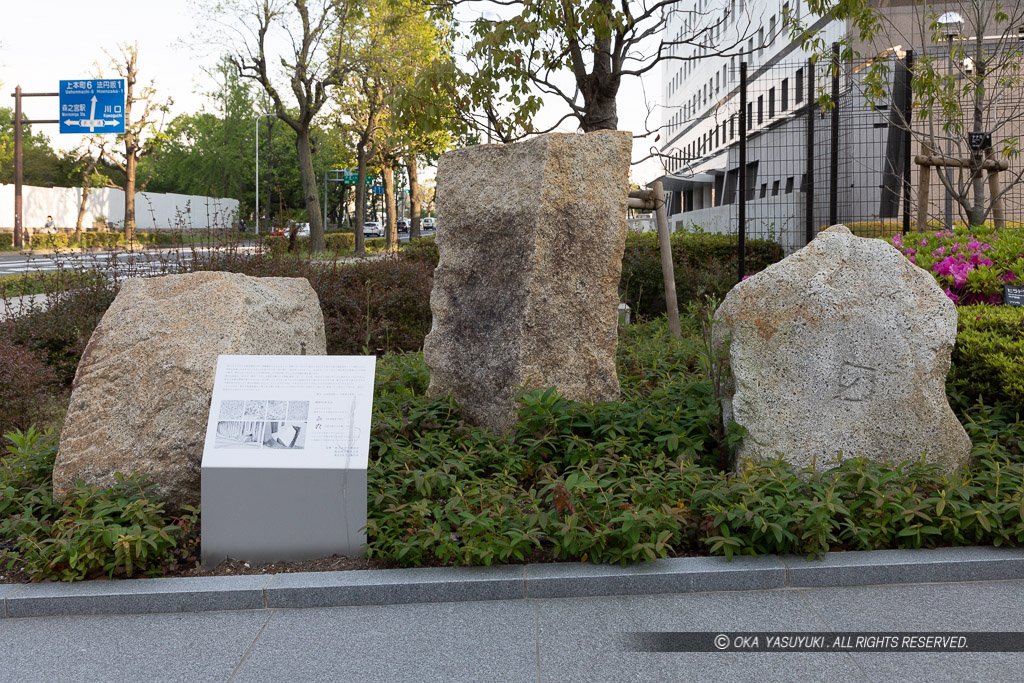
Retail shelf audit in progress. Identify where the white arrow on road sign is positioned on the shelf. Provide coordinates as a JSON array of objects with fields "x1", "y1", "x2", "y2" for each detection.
[{"x1": 62, "y1": 119, "x2": 120, "y2": 128}]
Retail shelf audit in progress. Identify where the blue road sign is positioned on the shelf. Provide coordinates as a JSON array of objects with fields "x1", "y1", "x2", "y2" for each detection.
[
  {"x1": 371, "y1": 184, "x2": 384, "y2": 195},
  {"x1": 59, "y1": 79, "x2": 125, "y2": 134}
]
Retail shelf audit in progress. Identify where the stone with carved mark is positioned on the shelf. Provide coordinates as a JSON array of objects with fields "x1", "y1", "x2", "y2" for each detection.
[{"x1": 712, "y1": 224, "x2": 970, "y2": 471}]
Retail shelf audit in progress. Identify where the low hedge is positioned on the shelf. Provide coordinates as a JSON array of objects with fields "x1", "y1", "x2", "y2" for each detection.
[
  {"x1": 620, "y1": 231, "x2": 784, "y2": 318},
  {"x1": 951, "y1": 305, "x2": 1024, "y2": 406},
  {"x1": 0, "y1": 233, "x2": 15, "y2": 250}
]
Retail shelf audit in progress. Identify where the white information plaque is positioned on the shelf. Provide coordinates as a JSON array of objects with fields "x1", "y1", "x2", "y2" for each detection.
[{"x1": 200, "y1": 355, "x2": 376, "y2": 568}]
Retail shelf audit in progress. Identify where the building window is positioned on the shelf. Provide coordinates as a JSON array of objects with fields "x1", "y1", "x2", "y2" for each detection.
[
  {"x1": 760, "y1": 183, "x2": 768, "y2": 198},
  {"x1": 715, "y1": 72, "x2": 720, "y2": 94},
  {"x1": 796, "y1": 68, "x2": 804, "y2": 103},
  {"x1": 747, "y1": 102, "x2": 753, "y2": 128},
  {"x1": 769, "y1": 87, "x2": 775, "y2": 118},
  {"x1": 757, "y1": 95, "x2": 763, "y2": 124},
  {"x1": 785, "y1": 176, "x2": 795, "y2": 194},
  {"x1": 769, "y1": 16, "x2": 776, "y2": 42},
  {"x1": 730, "y1": 115, "x2": 735, "y2": 139},
  {"x1": 771, "y1": 180, "x2": 780, "y2": 196},
  {"x1": 782, "y1": 78, "x2": 789, "y2": 111},
  {"x1": 758, "y1": 28, "x2": 764, "y2": 57}
]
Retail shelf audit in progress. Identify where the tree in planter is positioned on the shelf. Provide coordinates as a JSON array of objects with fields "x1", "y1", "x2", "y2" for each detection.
[
  {"x1": 210, "y1": 0, "x2": 361, "y2": 254},
  {"x1": 800, "y1": 0, "x2": 1024, "y2": 229},
  {"x1": 98, "y1": 43, "x2": 171, "y2": 241}
]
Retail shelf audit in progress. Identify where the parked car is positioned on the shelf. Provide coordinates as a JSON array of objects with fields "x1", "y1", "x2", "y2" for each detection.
[
  {"x1": 421, "y1": 217, "x2": 436, "y2": 230},
  {"x1": 363, "y1": 220, "x2": 384, "y2": 238},
  {"x1": 396, "y1": 218, "x2": 410, "y2": 233}
]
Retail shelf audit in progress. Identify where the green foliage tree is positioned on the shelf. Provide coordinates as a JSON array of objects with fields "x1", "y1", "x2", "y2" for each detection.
[
  {"x1": 0, "y1": 109, "x2": 66, "y2": 187},
  {"x1": 334, "y1": 0, "x2": 457, "y2": 252},
  {"x1": 211, "y1": 0, "x2": 361, "y2": 253},
  {"x1": 441, "y1": 1, "x2": 754, "y2": 139}
]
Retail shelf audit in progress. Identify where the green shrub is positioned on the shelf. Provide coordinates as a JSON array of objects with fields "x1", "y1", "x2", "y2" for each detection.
[
  {"x1": 3, "y1": 281, "x2": 118, "y2": 385},
  {"x1": 0, "y1": 233, "x2": 14, "y2": 250},
  {"x1": 325, "y1": 232, "x2": 355, "y2": 253},
  {"x1": 29, "y1": 233, "x2": 71, "y2": 250},
  {"x1": 401, "y1": 235, "x2": 438, "y2": 266},
  {"x1": 889, "y1": 226, "x2": 1023, "y2": 305},
  {"x1": 619, "y1": 232, "x2": 784, "y2": 318},
  {"x1": 0, "y1": 334, "x2": 59, "y2": 436},
  {"x1": 951, "y1": 305, "x2": 1024, "y2": 406}
]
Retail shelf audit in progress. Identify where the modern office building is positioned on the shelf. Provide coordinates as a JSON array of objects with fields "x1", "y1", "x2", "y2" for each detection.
[{"x1": 657, "y1": 1, "x2": 1024, "y2": 244}]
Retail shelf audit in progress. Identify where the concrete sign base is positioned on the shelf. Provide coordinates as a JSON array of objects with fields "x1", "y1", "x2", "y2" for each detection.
[{"x1": 200, "y1": 355, "x2": 375, "y2": 569}]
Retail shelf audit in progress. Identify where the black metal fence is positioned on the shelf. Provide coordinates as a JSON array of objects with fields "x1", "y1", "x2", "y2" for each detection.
[{"x1": 660, "y1": 41, "x2": 1024, "y2": 278}]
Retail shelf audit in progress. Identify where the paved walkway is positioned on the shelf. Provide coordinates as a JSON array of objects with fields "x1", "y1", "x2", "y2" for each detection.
[{"x1": 2, "y1": 548, "x2": 1023, "y2": 682}]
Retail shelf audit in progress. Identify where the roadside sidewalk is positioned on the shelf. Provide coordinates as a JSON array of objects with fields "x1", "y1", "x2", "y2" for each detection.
[{"x1": 1, "y1": 548, "x2": 1023, "y2": 681}]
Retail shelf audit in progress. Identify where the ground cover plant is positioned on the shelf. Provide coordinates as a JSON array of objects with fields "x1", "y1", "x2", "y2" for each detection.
[{"x1": 1, "y1": 230, "x2": 1021, "y2": 581}]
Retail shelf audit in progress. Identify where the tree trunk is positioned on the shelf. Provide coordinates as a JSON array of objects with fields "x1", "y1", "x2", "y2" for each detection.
[
  {"x1": 295, "y1": 128, "x2": 325, "y2": 253},
  {"x1": 355, "y1": 144, "x2": 367, "y2": 256},
  {"x1": 383, "y1": 162, "x2": 398, "y2": 251},
  {"x1": 577, "y1": 12, "x2": 619, "y2": 132},
  {"x1": 407, "y1": 159, "x2": 421, "y2": 240},
  {"x1": 124, "y1": 146, "x2": 137, "y2": 241},
  {"x1": 968, "y1": 29, "x2": 986, "y2": 227},
  {"x1": 75, "y1": 185, "x2": 90, "y2": 243}
]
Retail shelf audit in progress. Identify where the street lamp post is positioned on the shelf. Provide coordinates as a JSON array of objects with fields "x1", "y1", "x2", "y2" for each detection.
[{"x1": 255, "y1": 113, "x2": 276, "y2": 235}]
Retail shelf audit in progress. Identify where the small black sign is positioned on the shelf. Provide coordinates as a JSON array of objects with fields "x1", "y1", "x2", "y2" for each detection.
[
  {"x1": 969, "y1": 131, "x2": 993, "y2": 151},
  {"x1": 1004, "y1": 285, "x2": 1024, "y2": 307}
]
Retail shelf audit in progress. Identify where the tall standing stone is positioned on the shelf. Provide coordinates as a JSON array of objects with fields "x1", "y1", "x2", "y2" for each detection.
[
  {"x1": 424, "y1": 131, "x2": 632, "y2": 432},
  {"x1": 54, "y1": 271, "x2": 326, "y2": 508},
  {"x1": 713, "y1": 225, "x2": 971, "y2": 471}
]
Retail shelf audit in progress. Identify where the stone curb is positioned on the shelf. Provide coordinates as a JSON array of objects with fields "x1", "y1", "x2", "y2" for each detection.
[{"x1": 3, "y1": 546, "x2": 1023, "y2": 619}]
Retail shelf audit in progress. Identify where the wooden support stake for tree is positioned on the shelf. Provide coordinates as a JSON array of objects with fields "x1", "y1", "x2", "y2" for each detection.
[
  {"x1": 627, "y1": 186, "x2": 680, "y2": 340},
  {"x1": 652, "y1": 181, "x2": 681, "y2": 340},
  {"x1": 986, "y1": 148, "x2": 1006, "y2": 229},
  {"x1": 916, "y1": 143, "x2": 932, "y2": 233}
]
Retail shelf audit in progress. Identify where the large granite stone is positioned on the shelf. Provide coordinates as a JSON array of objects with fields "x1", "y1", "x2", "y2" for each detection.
[
  {"x1": 54, "y1": 271, "x2": 326, "y2": 508},
  {"x1": 424, "y1": 131, "x2": 631, "y2": 432},
  {"x1": 713, "y1": 225, "x2": 971, "y2": 471}
]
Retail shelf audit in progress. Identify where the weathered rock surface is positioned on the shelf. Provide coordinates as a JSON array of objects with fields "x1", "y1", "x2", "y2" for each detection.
[
  {"x1": 54, "y1": 271, "x2": 326, "y2": 507},
  {"x1": 713, "y1": 224, "x2": 971, "y2": 471},
  {"x1": 423, "y1": 131, "x2": 632, "y2": 432}
]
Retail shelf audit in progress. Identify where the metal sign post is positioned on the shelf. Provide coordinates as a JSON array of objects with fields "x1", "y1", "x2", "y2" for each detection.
[
  {"x1": 10, "y1": 80, "x2": 125, "y2": 248},
  {"x1": 10, "y1": 86, "x2": 59, "y2": 248}
]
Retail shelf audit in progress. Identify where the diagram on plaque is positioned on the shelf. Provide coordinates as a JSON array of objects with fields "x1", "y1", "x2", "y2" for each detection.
[{"x1": 214, "y1": 399, "x2": 311, "y2": 450}]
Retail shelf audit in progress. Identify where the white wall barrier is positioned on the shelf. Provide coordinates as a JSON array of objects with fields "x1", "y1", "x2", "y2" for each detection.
[{"x1": 0, "y1": 185, "x2": 239, "y2": 231}]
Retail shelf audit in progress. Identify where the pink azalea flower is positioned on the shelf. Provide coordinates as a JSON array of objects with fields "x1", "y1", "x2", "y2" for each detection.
[
  {"x1": 944, "y1": 288, "x2": 960, "y2": 303},
  {"x1": 949, "y1": 260, "x2": 973, "y2": 288},
  {"x1": 1001, "y1": 272, "x2": 1016, "y2": 283}
]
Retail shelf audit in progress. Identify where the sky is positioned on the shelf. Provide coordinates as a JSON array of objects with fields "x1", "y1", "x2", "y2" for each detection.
[{"x1": 0, "y1": 0, "x2": 664, "y2": 184}]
